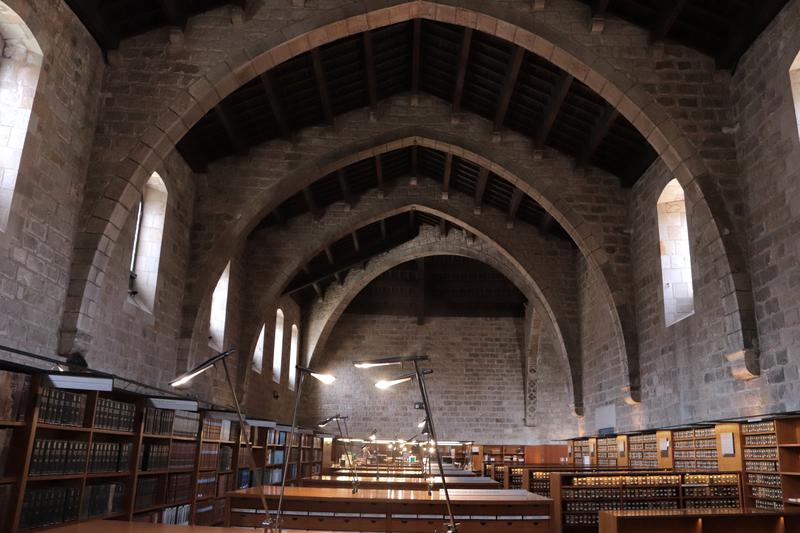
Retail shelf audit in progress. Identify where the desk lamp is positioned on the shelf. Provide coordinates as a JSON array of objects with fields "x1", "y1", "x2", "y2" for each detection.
[{"x1": 318, "y1": 415, "x2": 359, "y2": 493}]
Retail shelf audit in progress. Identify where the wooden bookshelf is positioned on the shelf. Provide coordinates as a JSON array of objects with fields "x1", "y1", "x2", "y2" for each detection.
[
  {"x1": 673, "y1": 427, "x2": 720, "y2": 471},
  {"x1": 741, "y1": 417, "x2": 800, "y2": 511}
]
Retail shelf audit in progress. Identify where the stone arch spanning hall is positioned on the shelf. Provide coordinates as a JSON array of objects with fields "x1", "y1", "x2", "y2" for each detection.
[
  {"x1": 61, "y1": 1, "x2": 758, "y2": 391},
  {"x1": 237, "y1": 189, "x2": 585, "y2": 412},
  {"x1": 297, "y1": 226, "x2": 578, "y2": 436}
]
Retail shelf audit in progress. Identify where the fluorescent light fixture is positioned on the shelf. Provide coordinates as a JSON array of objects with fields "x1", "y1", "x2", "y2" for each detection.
[
  {"x1": 245, "y1": 418, "x2": 276, "y2": 428},
  {"x1": 297, "y1": 366, "x2": 336, "y2": 384},
  {"x1": 45, "y1": 373, "x2": 113, "y2": 391},
  {"x1": 148, "y1": 397, "x2": 199, "y2": 411},
  {"x1": 318, "y1": 414, "x2": 348, "y2": 428},
  {"x1": 169, "y1": 349, "x2": 236, "y2": 387},
  {"x1": 376, "y1": 375, "x2": 414, "y2": 389},
  {"x1": 435, "y1": 441, "x2": 463, "y2": 446},
  {"x1": 337, "y1": 438, "x2": 366, "y2": 443},
  {"x1": 353, "y1": 355, "x2": 429, "y2": 368}
]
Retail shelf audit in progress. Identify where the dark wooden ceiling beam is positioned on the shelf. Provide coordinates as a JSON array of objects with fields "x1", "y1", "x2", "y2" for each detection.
[
  {"x1": 303, "y1": 187, "x2": 321, "y2": 220},
  {"x1": 311, "y1": 281, "x2": 324, "y2": 300},
  {"x1": 577, "y1": 105, "x2": 618, "y2": 166},
  {"x1": 337, "y1": 170, "x2": 354, "y2": 208},
  {"x1": 439, "y1": 218, "x2": 447, "y2": 237},
  {"x1": 351, "y1": 231, "x2": 361, "y2": 254},
  {"x1": 493, "y1": 46, "x2": 525, "y2": 131},
  {"x1": 285, "y1": 228, "x2": 418, "y2": 294},
  {"x1": 651, "y1": 0, "x2": 687, "y2": 42},
  {"x1": 441, "y1": 153, "x2": 453, "y2": 199},
  {"x1": 69, "y1": 0, "x2": 120, "y2": 51},
  {"x1": 260, "y1": 72, "x2": 292, "y2": 139},
  {"x1": 380, "y1": 218, "x2": 387, "y2": 240},
  {"x1": 589, "y1": 0, "x2": 609, "y2": 32},
  {"x1": 411, "y1": 19, "x2": 422, "y2": 96},
  {"x1": 507, "y1": 188, "x2": 524, "y2": 228},
  {"x1": 334, "y1": 271, "x2": 344, "y2": 285},
  {"x1": 410, "y1": 145, "x2": 418, "y2": 184},
  {"x1": 310, "y1": 48, "x2": 334, "y2": 124},
  {"x1": 324, "y1": 245, "x2": 335, "y2": 265},
  {"x1": 717, "y1": 0, "x2": 785, "y2": 70},
  {"x1": 213, "y1": 101, "x2": 247, "y2": 155},
  {"x1": 375, "y1": 154, "x2": 386, "y2": 196},
  {"x1": 452, "y1": 28, "x2": 473, "y2": 113},
  {"x1": 158, "y1": 0, "x2": 188, "y2": 29},
  {"x1": 474, "y1": 168, "x2": 490, "y2": 212},
  {"x1": 363, "y1": 30, "x2": 378, "y2": 110},
  {"x1": 540, "y1": 213, "x2": 554, "y2": 235},
  {"x1": 534, "y1": 72, "x2": 573, "y2": 149}
]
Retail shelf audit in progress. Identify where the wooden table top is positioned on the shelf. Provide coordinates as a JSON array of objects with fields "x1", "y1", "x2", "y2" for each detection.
[
  {"x1": 41, "y1": 521, "x2": 310, "y2": 533},
  {"x1": 331, "y1": 468, "x2": 476, "y2": 477},
  {"x1": 228, "y1": 485, "x2": 549, "y2": 504},
  {"x1": 600, "y1": 508, "x2": 800, "y2": 519},
  {"x1": 307, "y1": 475, "x2": 497, "y2": 484}
]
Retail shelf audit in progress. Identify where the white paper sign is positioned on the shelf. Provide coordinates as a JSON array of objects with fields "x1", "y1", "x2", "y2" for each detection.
[
  {"x1": 659, "y1": 438, "x2": 669, "y2": 451},
  {"x1": 617, "y1": 440, "x2": 625, "y2": 455},
  {"x1": 721, "y1": 432, "x2": 735, "y2": 457},
  {"x1": 583, "y1": 455, "x2": 591, "y2": 466}
]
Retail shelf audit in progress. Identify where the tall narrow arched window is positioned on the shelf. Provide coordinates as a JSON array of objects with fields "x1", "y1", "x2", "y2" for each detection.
[
  {"x1": 288, "y1": 324, "x2": 299, "y2": 391},
  {"x1": 128, "y1": 172, "x2": 168, "y2": 313},
  {"x1": 0, "y1": 4, "x2": 43, "y2": 231},
  {"x1": 209, "y1": 262, "x2": 230, "y2": 351},
  {"x1": 252, "y1": 324, "x2": 266, "y2": 374},
  {"x1": 657, "y1": 179, "x2": 694, "y2": 326},
  {"x1": 790, "y1": 50, "x2": 800, "y2": 141},
  {"x1": 272, "y1": 309, "x2": 284, "y2": 383}
]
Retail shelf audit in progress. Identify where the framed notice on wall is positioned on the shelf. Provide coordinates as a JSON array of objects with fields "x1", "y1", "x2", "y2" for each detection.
[{"x1": 721, "y1": 432, "x2": 735, "y2": 457}]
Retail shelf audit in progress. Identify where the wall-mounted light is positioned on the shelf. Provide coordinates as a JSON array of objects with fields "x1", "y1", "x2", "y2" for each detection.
[
  {"x1": 45, "y1": 373, "x2": 113, "y2": 391},
  {"x1": 147, "y1": 397, "x2": 198, "y2": 411},
  {"x1": 169, "y1": 348, "x2": 235, "y2": 387}
]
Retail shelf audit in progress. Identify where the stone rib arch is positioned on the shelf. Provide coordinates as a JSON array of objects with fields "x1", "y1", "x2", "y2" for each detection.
[
  {"x1": 302, "y1": 226, "x2": 579, "y2": 418},
  {"x1": 63, "y1": 0, "x2": 756, "y2": 388},
  {"x1": 232, "y1": 180, "x2": 585, "y2": 412},
  {"x1": 185, "y1": 131, "x2": 630, "y2": 406}
]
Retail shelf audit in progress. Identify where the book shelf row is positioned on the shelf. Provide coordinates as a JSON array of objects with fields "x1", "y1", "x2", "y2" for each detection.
[
  {"x1": 0, "y1": 369, "x2": 326, "y2": 533},
  {"x1": 566, "y1": 416, "x2": 800, "y2": 512}
]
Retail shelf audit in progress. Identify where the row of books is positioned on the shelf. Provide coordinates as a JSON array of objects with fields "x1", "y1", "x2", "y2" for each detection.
[
  {"x1": 30, "y1": 438, "x2": 88, "y2": 475},
  {"x1": 0, "y1": 428, "x2": 11, "y2": 477},
  {"x1": 135, "y1": 477, "x2": 162, "y2": 510},
  {"x1": 19, "y1": 486, "x2": 80, "y2": 529},
  {"x1": 140, "y1": 443, "x2": 170, "y2": 471},
  {"x1": 218, "y1": 445, "x2": 233, "y2": 471},
  {"x1": 173, "y1": 410, "x2": 200, "y2": 438},
  {"x1": 196, "y1": 473, "x2": 217, "y2": 500},
  {"x1": 0, "y1": 370, "x2": 31, "y2": 421},
  {"x1": 143, "y1": 408, "x2": 174, "y2": 435},
  {"x1": 166, "y1": 472, "x2": 193, "y2": 503},
  {"x1": 267, "y1": 449, "x2": 285, "y2": 465},
  {"x1": 82, "y1": 482, "x2": 126, "y2": 519},
  {"x1": 198, "y1": 443, "x2": 218, "y2": 470},
  {"x1": 38, "y1": 387, "x2": 87, "y2": 426},
  {"x1": 89, "y1": 441, "x2": 133, "y2": 473},
  {"x1": 162, "y1": 503, "x2": 191, "y2": 525},
  {"x1": 169, "y1": 442, "x2": 197, "y2": 470},
  {"x1": 94, "y1": 397, "x2": 136, "y2": 432},
  {"x1": 201, "y1": 419, "x2": 242, "y2": 442}
]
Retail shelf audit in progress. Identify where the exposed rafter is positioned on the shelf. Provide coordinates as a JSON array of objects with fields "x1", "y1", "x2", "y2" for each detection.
[
  {"x1": 158, "y1": 0, "x2": 188, "y2": 29},
  {"x1": 507, "y1": 188, "x2": 524, "y2": 228},
  {"x1": 363, "y1": 30, "x2": 378, "y2": 110},
  {"x1": 351, "y1": 231, "x2": 361, "y2": 253},
  {"x1": 452, "y1": 28, "x2": 473, "y2": 114},
  {"x1": 311, "y1": 48, "x2": 334, "y2": 124},
  {"x1": 651, "y1": 0, "x2": 687, "y2": 42},
  {"x1": 442, "y1": 153, "x2": 453, "y2": 199},
  {"x1": 534, "y1": 72, "x2": 573, "y2": 149},
  {"x1": 260, "y1": 72, "x2": 291, "y2": 139},
  {"x1": 375, "y1": 154, "x2": 385, "y2": 196},
  {"x1": 411, "y1": 19, "x2": 422, "y2": 95},
  {"x1": 337, "y1": 170, "x2": 354, "y2": 208},
  {"x1": 214, "y1": 102, "x2": 247, "y2": 155},
  {"x1": 493, "y1": 46, "x2": 525, "y2": 131},
  {"x1": 324, "y1": 245, "x2": 335, "y2": 265},
  {"x1": 578, "y1": 105, "x2": 618, "y2": 166},
  {"x1": 303, "y1": 187, "x2": 321, "y2": 220},
  {"x1": 474, "y1": 168, "x2": 490, "y2": 212}
]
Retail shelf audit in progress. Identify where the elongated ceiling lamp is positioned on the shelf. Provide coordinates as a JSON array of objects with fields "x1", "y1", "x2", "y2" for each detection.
[
  {"x1": 353, "y1": 355, "x2": 457, "y2": 533},
  {"x1": 318, "y1": 414, "x2": 359, "y2": 493},
  {"x1": 170, "y1": 349, "x2": 272, "y2": 532},
  {"x1": 274, "y1": 365, "x2": 336, "y2": 531}
]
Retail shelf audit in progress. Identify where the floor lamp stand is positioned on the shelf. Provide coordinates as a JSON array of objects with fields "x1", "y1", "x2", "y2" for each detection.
[{"x1": 221, "y1": 358, "x2": 272, "y2": 532}]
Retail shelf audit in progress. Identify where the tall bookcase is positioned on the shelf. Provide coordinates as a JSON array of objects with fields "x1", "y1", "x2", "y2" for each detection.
[{"x1": 741, "y1": 417, "x2": 800, "y2": 511}]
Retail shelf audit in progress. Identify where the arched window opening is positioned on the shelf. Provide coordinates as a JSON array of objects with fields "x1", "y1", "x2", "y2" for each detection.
[
  {"x1": 128, "y1": 172, "x2": 167, "y2": 313},
  {"x1": 252, "y1": 324, "x2": 266, "y2": 374},
  {"x1": 288, "y1": 324, "x2": 299, "y2": 391},
  {"x1": 209, "y1": 261, "x2": 230, "y2": 351},
  {"x1": 0, "y1": 3, "x2": 43, "y2": 232},
  {"x1": 272, "y1": 309, "x2": 284, "y2": 383},
  {"x1": 790, "y1": 51, "x2": 800, "y2": 142},
  {"x1": 657, "y1": 179, "x2": 695, "y2": 326}
]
